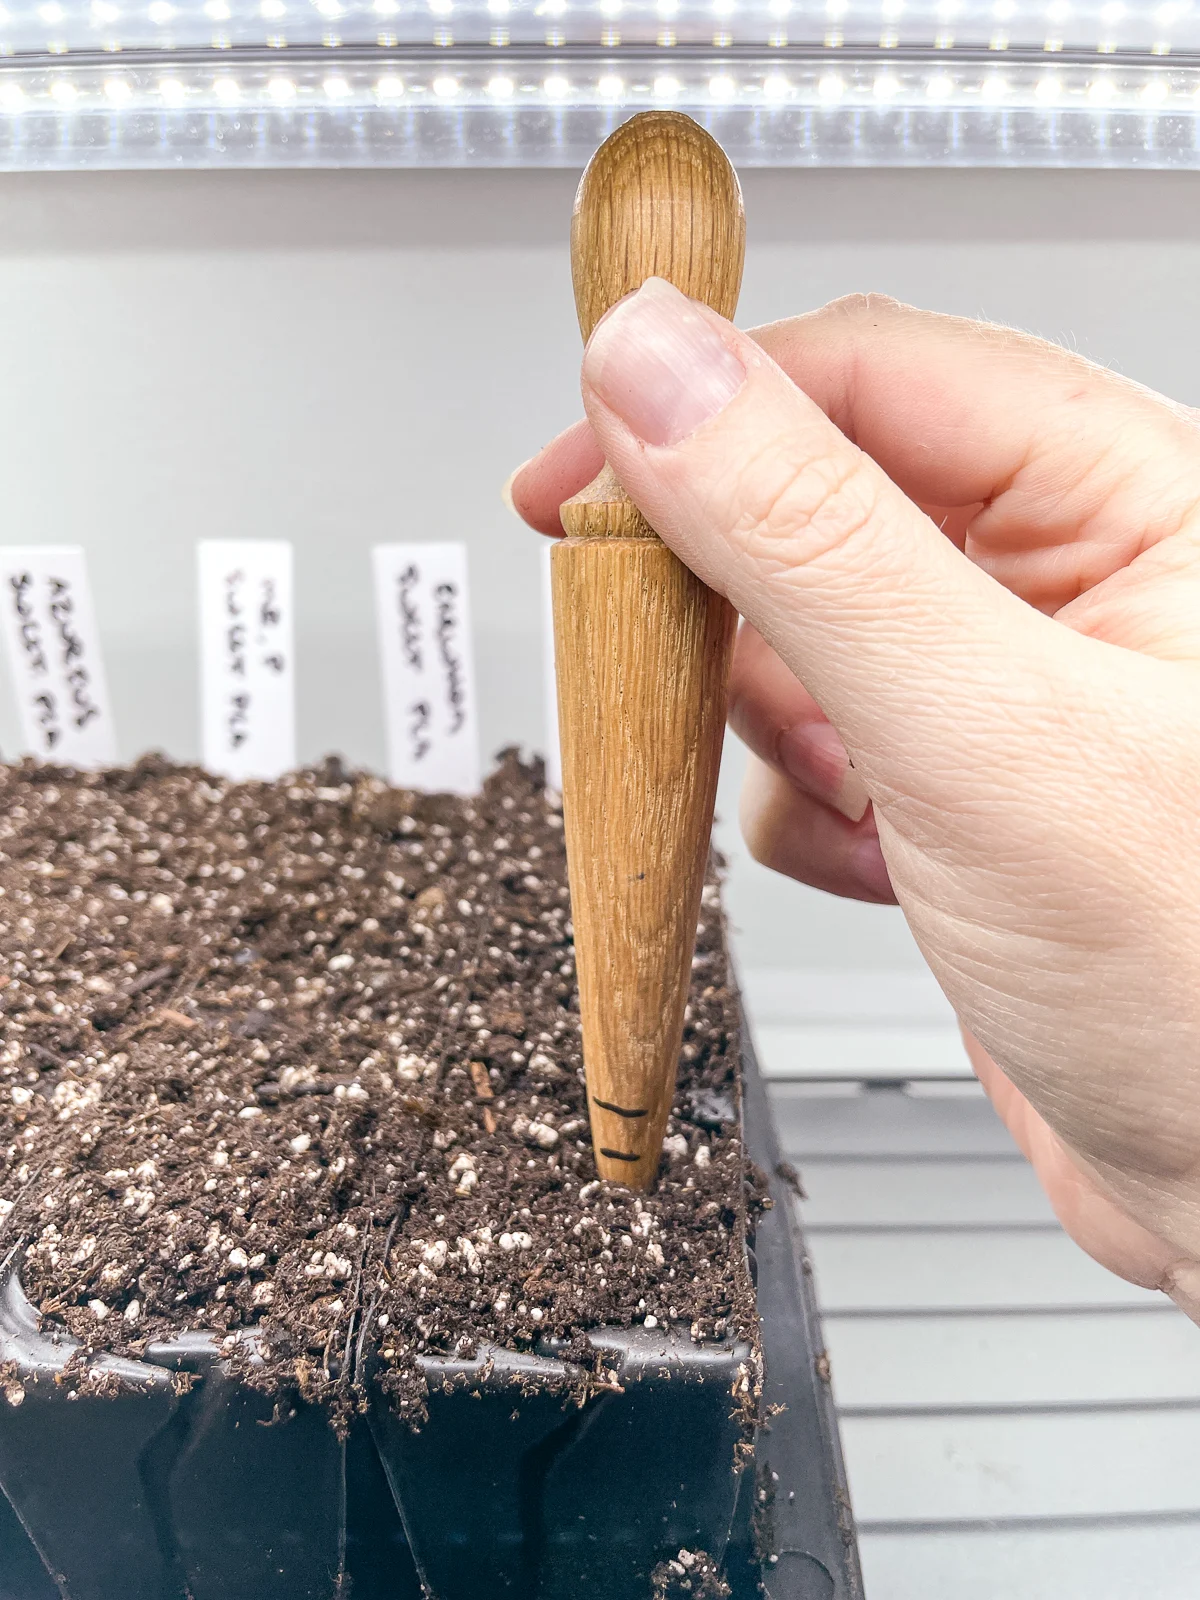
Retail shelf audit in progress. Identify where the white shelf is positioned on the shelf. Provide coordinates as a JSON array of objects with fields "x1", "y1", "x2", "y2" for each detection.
[{"x1": 770, "y1": 1079, "x2": 1199, "y2": 1598}]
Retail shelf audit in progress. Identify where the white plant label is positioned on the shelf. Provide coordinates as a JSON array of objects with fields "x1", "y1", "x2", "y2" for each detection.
[
  {"x1": 541, "y1": 541, "x2": 562, "y2": 793},
  {"x1": 0, "y1": 546, "x2": 116, "y2": 766},
  {"x1": 373, "y1": 543, "x2": 481, "y2": 795},
  {"x1": 198, "y1": 541, "x2": 295, "y2": 781}
]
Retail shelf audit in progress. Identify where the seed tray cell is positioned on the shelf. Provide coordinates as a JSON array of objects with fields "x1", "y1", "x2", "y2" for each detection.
[{"x1": 0, "y1": 1035, "x2": 860, "y2": 1600}]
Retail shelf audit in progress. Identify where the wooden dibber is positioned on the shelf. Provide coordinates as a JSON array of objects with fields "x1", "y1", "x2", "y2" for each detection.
[{"x1": 552, "y1": 112, "x2": 746, "y2": 1190}]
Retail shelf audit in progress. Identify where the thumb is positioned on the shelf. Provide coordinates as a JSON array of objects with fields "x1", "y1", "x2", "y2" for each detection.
[{"x1": 580, "y1": 278, "x2": 1072, "y2": 790}]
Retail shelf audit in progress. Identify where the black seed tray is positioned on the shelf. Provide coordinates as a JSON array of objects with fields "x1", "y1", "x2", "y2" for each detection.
[{"x1": 0, "y1": 1029, "x2": 861, "y2": 1600}]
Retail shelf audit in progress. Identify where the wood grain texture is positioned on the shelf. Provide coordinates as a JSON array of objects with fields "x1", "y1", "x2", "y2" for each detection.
[
  {"x1": 563, "y1": 109, "x2": 745, "y2": 546},
  {"x1": 552, "y1": 537, "x2": 736, "y2": 1187},
  {"x1": 559, "y1": 463, "x2": 655, "y2": 541},
  {"x1": 570, "y1": 110, "x2": 744, "y2": 342},
  {"x1": 554, "y1": 112, "x2": 745, "y2": 1187}
]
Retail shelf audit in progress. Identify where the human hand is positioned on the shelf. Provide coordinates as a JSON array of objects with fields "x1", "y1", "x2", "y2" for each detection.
[{"x1": 510, "y1": 286, "x2": 1200, "y2": 1321}]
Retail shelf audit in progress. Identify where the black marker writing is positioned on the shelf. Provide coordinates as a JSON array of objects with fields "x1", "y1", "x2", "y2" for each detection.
[
  {"x1": 10, "y1": 573, "x2": 61, "y2": 750},
  {"x1": 257, "y1": 577, "x2": 286, "y2": 675},
  {"x1": 47, "y1": 577, "x2": 102, "y2": 730},
  {"x1": 259, "y1": 579, "x2": 282, "y2": 631},
  {"x1": 33, "y1": 692, "x2": 60, "y2": 749},
  {"x1": 397, "y1": 564, "x2": 423, "y2": 672},
  {"x1": 434, "y1": 580, "x2": 467, "y2": 735},
  {"x1": 11, "y1": 573, "x2": 48, "y2": 677},
  {"x1": 407, "y1": 698, "x2": 431, "y2": 763},
  {"x1": 228, "y1": 692, "x2": 250, "y2": 750},
  {"x1": 223, "y1": 569, "x2": 251, "y2": 747}
]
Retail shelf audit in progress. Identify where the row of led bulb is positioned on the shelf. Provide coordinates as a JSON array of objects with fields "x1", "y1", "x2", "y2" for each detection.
[
  {"x1": 3, "y1": 0, "x2": 1198, "y2": 41},
  {"x1": 10, "y1": 1, "x2": 1200, "y2": 18},
  {"x1": 0, "y1": 65, "x2": 1190, "y2": 107},
  {"x1": 6, "y1": 30, "x2": 1193, "y2": 59}
]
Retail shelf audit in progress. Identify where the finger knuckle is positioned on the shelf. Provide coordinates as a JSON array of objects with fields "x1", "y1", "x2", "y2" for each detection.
[
  {"x1": 823, "y1": 291, "x2": 907, "y2": 327},
  {"x1": 755, "y1": 294, "x2": 911, "y2": 355}
]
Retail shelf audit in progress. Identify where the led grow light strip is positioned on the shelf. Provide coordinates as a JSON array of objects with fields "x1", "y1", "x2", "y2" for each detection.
[
  {"x1": 0, "y1": 48, "x2": 1196, "y2": 169},
  {"x1": 3, "y1": 2, "x2": 1200, "y2": 54},
  {"x1": 1, "y1": 50, "x2": 1196, "y2": 109},
  {"x1": 0, "y1": 0, "x2": 1198, "y2": 167}
]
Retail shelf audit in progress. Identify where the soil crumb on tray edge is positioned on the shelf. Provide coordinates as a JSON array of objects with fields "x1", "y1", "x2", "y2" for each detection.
[{"x1": 651, "y1": 1548, "x2": 732, "y2": 1599}]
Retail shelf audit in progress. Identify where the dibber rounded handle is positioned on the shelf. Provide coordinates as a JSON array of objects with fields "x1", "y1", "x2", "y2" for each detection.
[
  {"x1": 562, "y1": 113, "x2": 746, "y2": 544},
  {"x1": 570, "y1": 111, "x2": 746, "y2": 344}
]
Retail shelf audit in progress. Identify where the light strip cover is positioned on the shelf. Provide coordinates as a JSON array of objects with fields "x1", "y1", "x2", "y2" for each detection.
[{"x1": 0, "y1": 2, "x2": 1197, "y2": 167}]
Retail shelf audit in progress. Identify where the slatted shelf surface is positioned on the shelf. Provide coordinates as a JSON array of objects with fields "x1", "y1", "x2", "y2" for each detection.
[
  {"x1": 755, "y1": 1023, "x2": 970, "y2": 1082},
  {"x1": 809, "y1": 1230, "x2": 1165, "y2": 1315},
  {"x1": 796, "y1": 1158, "x2": 1058, "y2": 1229},
  {"x1": 857, "y1": 1520, "x2": 1200, "y2": 1600},
  {"x1": 824, "y1": 1311, "x2": 1200, "y2": 1411},
  {"x1": 766, "y1": 1075, "x2": 1200, "y2": 1600}
]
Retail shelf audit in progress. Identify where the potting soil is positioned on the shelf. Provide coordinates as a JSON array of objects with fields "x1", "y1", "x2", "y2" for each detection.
[{"x1": 0, "y1": 751, "x2": 759, "y2": 1427}]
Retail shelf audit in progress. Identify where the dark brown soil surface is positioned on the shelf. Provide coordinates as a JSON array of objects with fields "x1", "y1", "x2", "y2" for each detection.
[{"x1": 0, "y1": 751, "x2": 758, "y2": 1425}]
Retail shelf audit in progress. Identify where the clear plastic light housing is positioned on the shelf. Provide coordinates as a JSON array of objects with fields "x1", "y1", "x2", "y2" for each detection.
[{"x1": 0, "y1": 1, "x2": 1198, "y2": 167}]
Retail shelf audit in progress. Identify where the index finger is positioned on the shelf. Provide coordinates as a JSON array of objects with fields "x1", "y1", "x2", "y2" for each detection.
[{"x1": 507, "y1": 419, "x2": 602, "y2": 537}]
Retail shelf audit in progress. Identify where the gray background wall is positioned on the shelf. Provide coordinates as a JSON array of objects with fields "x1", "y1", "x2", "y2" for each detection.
[{"x1": 0, "y1": 166, "x2": 1197, "y2": 981}]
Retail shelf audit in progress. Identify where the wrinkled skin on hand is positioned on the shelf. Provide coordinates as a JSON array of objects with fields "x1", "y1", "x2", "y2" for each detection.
[{"x1": 511, "y1": 289, "x2": 1200, "y2": 1323}]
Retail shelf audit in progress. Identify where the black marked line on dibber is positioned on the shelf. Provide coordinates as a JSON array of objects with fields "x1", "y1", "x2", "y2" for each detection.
[
  {"x1": 599, "y1": 1148, "x2": 641, "y2": 1162},
  {"x1": 592, "y1": 1098, "x2": 649, "y2": 1119}
]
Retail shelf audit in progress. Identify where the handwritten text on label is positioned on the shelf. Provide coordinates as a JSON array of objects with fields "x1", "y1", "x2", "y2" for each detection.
[
  {"x1": 373, "y1": 543, "x2": 481, "y2": 796},
  {"x1": 0, "y1": 547, "x2": 117, "y2": 767},
  {"x1": 198, "y1": 541, "x2": 295, "y2": 782}
]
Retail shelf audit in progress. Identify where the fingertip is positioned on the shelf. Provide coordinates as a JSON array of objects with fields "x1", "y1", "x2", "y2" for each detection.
[
  {"x1": 505, "y1": 419, "x2": 604, "y2": 538},
  {"x1": 727, "y1": 629, "x2": 870, "y2": 822},
  {"x1": 847, "y1": 835, "x2": 897, "y2": 904},
  {"x1": 507, "y1": 456, "x2": 565, "y2": 538},
  {"x1": 738, "y1": 753, "x2": 784, "y2": 872},
  {"x1": 501, "y1": 461, "x2": 530, "y2": 519},
  {"x1": 739, "y1": 753, "x2": 896, "y2": 905},
  {"x1": 777, "y1": 721, "x2": 871, "y2": 824}
]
